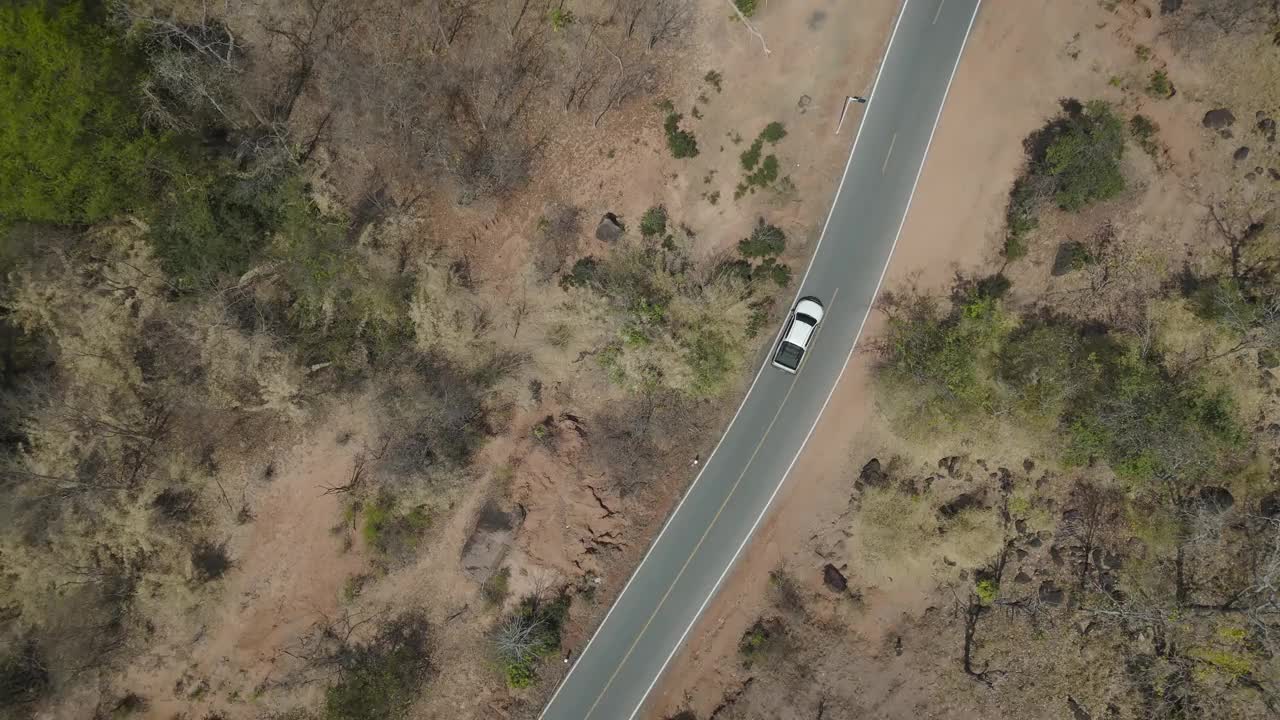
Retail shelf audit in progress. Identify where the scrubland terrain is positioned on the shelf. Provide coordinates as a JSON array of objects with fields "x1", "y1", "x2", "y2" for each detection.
[
  {"x1": 0, "y1": 0, "x2": 899, "y2": 719},
  {"x1": 649, "y1": 1, "x2": 1280, "y2": 719}
]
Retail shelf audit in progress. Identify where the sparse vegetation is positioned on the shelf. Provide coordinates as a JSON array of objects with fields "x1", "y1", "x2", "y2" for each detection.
[{"x1": 1146, "y1": 69, "x2": 1174, "y2": 98}]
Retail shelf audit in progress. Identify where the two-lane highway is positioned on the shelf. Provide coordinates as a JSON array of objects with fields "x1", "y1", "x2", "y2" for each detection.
[{"x1": 541, "y1": 1, "x2": 983, "y2": 717}]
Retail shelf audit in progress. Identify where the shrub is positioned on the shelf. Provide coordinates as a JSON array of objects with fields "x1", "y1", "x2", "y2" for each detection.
[
  {"x1": 704, "y1": 69, "x2": 723, "y2": 93},
  {"x1": 0, "y1": 641, "x2": 49, "y2": 711},
  {"x1": 362, "y1": 493, "x2": 431, "y2": 560},
  {"x1": 1146, "y1": 69, "x2": 1173, "y2": 98},
  {"x1": 190, "y1": 541, "x2": 232, "y2": 583},
  {"x1": 740, "y1": 138, "x2": 763, "y2": 171},
  {"x1": 1129, "y1": 114, "x2": 1160, "y2": 155},
  {"x1": 741, "y1": 155, "x2": 780, "y2": 194},
  {"x1": 974, "y1": 579, "x2": 999, "y2": 605},
  {"x1": 494, "y1": 591, "x2": 571, "y2": 687},
  {"x1": 760, "y1": 122, "x2": 787, "y2": 144},
  {"x1": 1003, "y1": 176, "x2": 1042, "y2": 260},
  {"x1": 560, "y1": 256, "x2": 601, "y2": 290},
  {"x1": 664, "y1": 113, "x2": 699, "y2": 158},
  {"x1": 1043, "y1": 101, "x2": 1126, "y2": 210},
  {"x1": 482, "y1": 567, "x2": 511, "y2": 607},
  {"x1": 737, "y1": 619, "x2": 783, "y2": 667},
  {"x1": 323, "y1": 612, "x2": 432, "y2": 720},
  {"x1": 640, "y1": 205, "x2": 669, "y2": 238},
  {"x1": 734, "y1": 0, "x2": 759, "y2": 17},
  {"x1": 738, "y1": 221, "x2": 786, "y2": 259}
]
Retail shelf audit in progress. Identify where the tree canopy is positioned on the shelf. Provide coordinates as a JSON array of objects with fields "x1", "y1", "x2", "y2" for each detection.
[{"x1": 0, "y1": 1, "x2": 160, "y2": 224}]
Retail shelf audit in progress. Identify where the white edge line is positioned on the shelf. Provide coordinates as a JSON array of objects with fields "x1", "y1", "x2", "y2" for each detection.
[
  {"x1": 539, "y1": 0, "x2": 924, "y2": 716},
  {"x1": 625, "y1": 0, "x2": 984, "y2": 718}
]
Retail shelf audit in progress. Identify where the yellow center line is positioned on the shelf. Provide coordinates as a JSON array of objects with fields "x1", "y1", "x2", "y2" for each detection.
[
  {"x1": 934, "y1": 0, "x2": 947, "y2": 24},
  {"x1": 882, "y1": 133, "x2": 898, "y2": 175},
  {"x1": 583, "y1": 288, "x2": 840, "y2": 719}
]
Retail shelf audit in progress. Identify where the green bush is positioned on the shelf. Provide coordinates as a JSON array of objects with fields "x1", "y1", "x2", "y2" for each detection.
[
  {"x1": 362, "y1": 493, "x2": 431, "y2": 560},
  {"x1": 760, "y1": 122, "x2": 787, "y2": 144},
  {"x1": 1146, "y1": 69, "x2": 1173, "y2": 99},
  {"x1": 664, "y1": 113, "x2": 699, "y2": 159},
  {"x1": 1129, "y1": 113, "x2": 1160, "y2": 155},
  {"x1": 974, "y1": 579, "x2": 999, "y2": 605},
  {"x1": 0, "y1": 1, "x2": 162, "y2": 223},
  {"x1": 495, "y1": 592, "x2": 571, "y2": 687},
  {"x1": 640, "y1": 205, "x2": 669, "y2": 238},
  {"x1": 1043, "y1": 101, "x2": 1126, "y2": 211},
  {"x1": 740, "y1": 138, "x2": 763, "y2": 171},
  {"x1": 738, "y1": 221, "x2": 786, "y2": 258},
  {"x1": 559, "y1": 256, "x2": 601, "y2": 290},
  {"x1": 1003, "y1": 176, "x2": 1040, "y2": 260},
  {"x1": 482, "y1": 567, "x2": 511, "y2": 607},
  {"x1": 734, "y1": 0, "x2": 759, "y2": 17}
]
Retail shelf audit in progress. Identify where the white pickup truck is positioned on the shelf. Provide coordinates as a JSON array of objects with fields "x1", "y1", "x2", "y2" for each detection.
[{"x1": 771, "y1": 297, "x2": 825, "y2": 374}]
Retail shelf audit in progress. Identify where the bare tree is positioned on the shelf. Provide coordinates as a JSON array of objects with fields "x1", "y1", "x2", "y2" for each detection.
[
  {"x1": 428, "y1": 0, "x2": 485, "y2": 54},
  {"x1": 614, "y1": 0, "x2": 647, "y2": 39},
  {"x1": 644, "y1": 0, "x2": 692, "y2": 49},
  {"x1": 562, "y1": 25, "x2": 609, "y2": 113},
  {"x1": 593, "y1": 45, "x2": 653, "y2": 127}
]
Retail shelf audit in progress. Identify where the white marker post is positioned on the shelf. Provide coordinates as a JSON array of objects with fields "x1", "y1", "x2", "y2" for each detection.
[{"x1": 835, "y1": 95, "x2": 868, "y2": 135}]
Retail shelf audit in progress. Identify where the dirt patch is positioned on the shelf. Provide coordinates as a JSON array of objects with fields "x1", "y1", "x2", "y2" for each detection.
[{"x1": 109, "y1": 405, "x2": 375, "y2": 719}]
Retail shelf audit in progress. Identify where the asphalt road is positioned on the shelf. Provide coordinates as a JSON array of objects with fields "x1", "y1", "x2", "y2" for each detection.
[{"x1": 540, "y1": 1, "x2": 983, "y2": 717}]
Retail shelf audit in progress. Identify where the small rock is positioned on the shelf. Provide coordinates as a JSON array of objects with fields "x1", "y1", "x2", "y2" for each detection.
[
  {"x1": 1258, "y1": 117, "x2": 1277, "y2": 142},
  {"x1": 1014, "y1": 571, "x2": 1033, "y2": 584},
  {"x1": 1049, "y1": 545, "x2": 1062, "y2": 564},
  {"x1": 1023, "y1": 458, "x2": 1035, "y2": 473},
  {"x1": 1160, "y1": 0, "x2": 1182, "y2": 15},
  {"x1": 1269, "y1": 168, "x2": 1280, "y2": 181},
  {"x1": 1015, "y1": 519, "x2": 1028, "y2": 536},
  {"x1": 1246, "y1": 172, "x2": 1258, "y2": 181},
  {"x1": 1015, "y1": 548, "x2": 1029, "y2": 560},
  {"x1": 894, "y1": 636, "x2": 903, "y2": 656},
  {"x1": 938, "y1": 456, "x2": 962, "y2": 476},
  {"x1": 1258, "y1": 166, "x2": 1267, "y2": 175},
  {"x1": 1220, "y1": 129, "x2": 1234, "y2": 139},
  {"x1": 594, "y1": 213, "x2": 624, "y2": 242},
  {"x1": 822, "y1": 563, "x2": 848, "y2": 592},
  {"x1": 1039, "y1": 581, "x2": 1066, "y2": 606},
  {"x1": 1028, "y1": 535, "x2": 1043, "y2": 548},
  {"x1": 1203, "y1": 108, "x2": 1236, "y2": 129},
  {"x1": 1234, "y1": 146, "x2": 1251, "y2": 162},
  {"x1": 1199, "y1": 486, "x2": 1234, "y2": 513}
]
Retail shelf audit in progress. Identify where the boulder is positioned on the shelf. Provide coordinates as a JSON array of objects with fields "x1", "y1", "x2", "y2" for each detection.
[
  {"x1": 858, "y1": 458, "x2": 889, "y2": 489},
  {"x1": 460, "y1": 501, "x2": 521, "y2": 581},
  {"x1": 1260, "y1": 492, "x2": 1280, "y2": 519},
  {"x1": 822, "y1": 563, "x2": 848, "y2": 592},
  {"x1": 939, "y1": 492, "x2": 983, "y2": 519},
  {"x1": 1203, "y1": 108, "x2": 1236, "y2": 129},
  {"x1": 1038, "y1": 581, "x2": 1066, "y2": 606},
  {"x1": 594, "y1": 213, "x2": 624, "y2": 242},
  {"x1": 1198, "y1": 486, "x2": 1234, "y2": 514}
]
